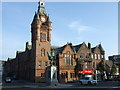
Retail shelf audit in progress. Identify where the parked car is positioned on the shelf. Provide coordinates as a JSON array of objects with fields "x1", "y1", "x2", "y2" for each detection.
[
  {"x1": 5, "y1": 77, "x2": 11, "y2": 83},
  {"x1": 79, "y1": 77, "x2": 97, "y2": 85}
]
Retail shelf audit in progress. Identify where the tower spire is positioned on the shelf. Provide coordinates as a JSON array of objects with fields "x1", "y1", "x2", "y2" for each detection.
[{"x1": 37, "y1": 0, "x2": 47, "y2": 15}]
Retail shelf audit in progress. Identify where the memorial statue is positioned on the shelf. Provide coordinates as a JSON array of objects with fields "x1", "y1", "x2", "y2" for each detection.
[{"x1": 46, "y1": 51, "x2": 58, "y2": 86}]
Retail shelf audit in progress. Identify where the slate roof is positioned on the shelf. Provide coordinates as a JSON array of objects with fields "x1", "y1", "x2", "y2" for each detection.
[
  {"x1": 72, "y1": 43, "x2": 82, "y2": 53},
  {"x1": 91, "y1": 47, "x2": 96, "y2": 53},
  {"x1": 51, "y1": 46, "x2": 60, "y2": 49},
  {"x1": 54, "y1": 45, "x2": 67, "y2": 54},
  {"x1": 53, "y1": 42, "x2": 105, "y2": 55}
]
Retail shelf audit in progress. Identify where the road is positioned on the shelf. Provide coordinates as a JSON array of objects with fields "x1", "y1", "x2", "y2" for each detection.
[{"x1": 1, "y1": 80, "x2": 120, "y2": 89}]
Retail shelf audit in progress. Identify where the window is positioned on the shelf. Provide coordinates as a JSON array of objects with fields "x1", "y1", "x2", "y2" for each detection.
[
  {"x1": 70, "y1": 73, "x2": 75, "y2": 78},
  {"x1": 41, "y1": 48, "x2": 45, "y2": 56},
  {"x1": 61, "y1": 73, "x2": 67, "y2": 78},
  {"x1": 80, "y1": 53, "x2": 84, "y2": 59},
  {"x1": 93, "y1": 62, "x2": 95, "y2": 68},
  {"x1": 38, "y1": 61, "x2": 42, "y2": 67},
  {"x1": 98, "y1": 54, "x2": 100, "y2": 59},
  {"x1": 64, "y1": 52, "x2": 72, "y2": 65},
  {"x1": 85, "y1": 62, "x2": 88, "y2": 69},
  {"x1": 101, "y1": 55, "x2": 104, "y2": 60},
  {"x1": 41, "y1": 34, "x2": 46, "y2": 39},
  {"x1": 95, "y1": 54, "x2": 97, "y2": 59},
  {"x1": 69, "y1": 55, "x2": 72, "y2": 65},
  {"x1": 86, "y1": 53, "x2": 89, "y2": 58},
  {"x1": 40, "y1": 33, "x2": 46, "y2": 41},
  {"x1": 91, "y1": 54, "x2": 94, "y2": 59},
  {"x1": 64, "y1": 54, "x2": 67, "y2": 64},
  {"x1": 41, "y1": 73, "x2": 45, "y2": 78},
  {"x1": 87, "y1": 62, "x2": 91, "y2": 69},
  {"x1": 45, "y1": 62, "x2": 48, "y2": 66}
]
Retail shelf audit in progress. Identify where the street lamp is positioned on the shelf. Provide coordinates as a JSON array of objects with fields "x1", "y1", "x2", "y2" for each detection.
[{"x1": 96, "y1": 70, "x2": 97, "y2": 80}]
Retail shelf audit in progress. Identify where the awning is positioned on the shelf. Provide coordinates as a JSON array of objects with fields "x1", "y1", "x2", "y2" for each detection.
[{"x1": 79, "y1": 70, "x2": 92, "y2": 74}]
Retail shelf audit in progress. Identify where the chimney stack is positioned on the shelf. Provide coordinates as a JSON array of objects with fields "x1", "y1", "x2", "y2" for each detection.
[{"x1": 88, "y1": 42, "x2": 91, "y2": 49}]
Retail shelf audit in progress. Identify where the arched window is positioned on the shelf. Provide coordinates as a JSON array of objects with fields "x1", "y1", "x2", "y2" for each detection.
[
  {"x1": 98, "y1": 54, "x2": 100, "y2": 59},
  {"x1": 91, "y1": 54, "x2": 94, "y2": 59},
  {"x1": 95, "y1": 54, "x2": 97, "y2": 59},
  {"x1": 41, "y1": 48, "x2": 45, "y2": 56}
]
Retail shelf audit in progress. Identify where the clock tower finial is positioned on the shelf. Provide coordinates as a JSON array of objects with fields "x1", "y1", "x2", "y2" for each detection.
[
  {"x1": 38, "y1": 0, "x2": 45, "y2": 8},
  {"x1": 38, "y1": 0, "x2": 46, "y2": 15}
]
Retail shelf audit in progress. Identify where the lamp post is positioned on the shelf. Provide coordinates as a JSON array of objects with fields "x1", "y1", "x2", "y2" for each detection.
[{"x1": 96, "y1": 70, "x2": 97, "y2": 80}]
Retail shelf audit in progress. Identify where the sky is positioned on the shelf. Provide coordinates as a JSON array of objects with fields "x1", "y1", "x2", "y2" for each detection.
[{"x1": 0, "y1": 1, "x2": 118, "y2": 60}]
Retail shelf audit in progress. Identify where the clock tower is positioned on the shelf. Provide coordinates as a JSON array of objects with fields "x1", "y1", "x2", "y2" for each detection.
[{"x1": 31, "y1": 0, "x2": 52, "y2": 83}]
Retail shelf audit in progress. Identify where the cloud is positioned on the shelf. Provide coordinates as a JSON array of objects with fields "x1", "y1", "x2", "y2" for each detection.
[{"x1": 68, "y1": 21, "x2": 93, "y2": 34}]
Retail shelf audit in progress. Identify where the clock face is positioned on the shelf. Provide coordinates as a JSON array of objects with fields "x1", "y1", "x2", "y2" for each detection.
[{"x1": 41, "y1": 17, "x2": 45, "y2": 22}]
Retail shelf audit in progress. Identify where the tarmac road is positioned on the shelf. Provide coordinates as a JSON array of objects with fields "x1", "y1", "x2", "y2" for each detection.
[{"x1": 1, "y1": 80, "x2": 120, "y2": 89}]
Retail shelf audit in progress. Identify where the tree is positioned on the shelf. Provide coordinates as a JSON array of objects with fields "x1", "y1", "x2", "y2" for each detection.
[
  {"x1": 104, "y1": 63, "x2": 111, "y2": 80},
  {"x1": 74, "y1": 60, "x2": 83, "y2": 76},
  {"x1": 111, "y1": 64, "x2": 117, "y2": 75},
  {"x1": 97, "y1": 60, "x2": 106, "y2": 80},
  {"x1": 97, "y1": 60, "x2": 105, "y2": 73}
]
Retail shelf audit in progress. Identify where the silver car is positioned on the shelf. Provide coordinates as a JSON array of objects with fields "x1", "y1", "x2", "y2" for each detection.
[{"x1": 79, "y1": 77, "x2": 97, "y2": 85}]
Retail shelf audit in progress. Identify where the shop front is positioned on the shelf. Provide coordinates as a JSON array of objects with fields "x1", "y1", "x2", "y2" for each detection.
[{"x1": 79, "y1": 70, "x2": 93, "y2": 79}]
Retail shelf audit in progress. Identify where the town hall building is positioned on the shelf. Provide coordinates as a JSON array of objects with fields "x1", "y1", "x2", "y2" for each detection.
[{"x1": 3, "y1": 0, "x2": 107, "y2": 83}]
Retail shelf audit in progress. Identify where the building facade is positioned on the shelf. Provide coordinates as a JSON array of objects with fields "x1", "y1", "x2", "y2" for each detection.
[
  {"x1": 109, "y1": 55, "x2": 120, "y2": 76},
  {"x1": 3, "y1": 0, "x2": 109, "y2": 83}
]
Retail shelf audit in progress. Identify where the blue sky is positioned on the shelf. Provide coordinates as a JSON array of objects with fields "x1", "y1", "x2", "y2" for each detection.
[{"x1": 1, "y1": 1, "x2": 118, "y2": 60}]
